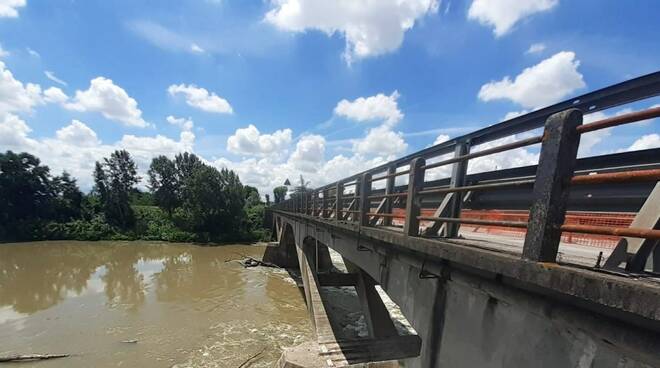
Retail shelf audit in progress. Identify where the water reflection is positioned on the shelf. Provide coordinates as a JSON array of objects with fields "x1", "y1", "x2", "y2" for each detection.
[{"x1": 0, "y1": 242, "x2": 248, "y2": 314}]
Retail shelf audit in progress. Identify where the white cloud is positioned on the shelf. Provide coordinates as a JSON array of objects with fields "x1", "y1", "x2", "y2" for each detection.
[
  {"x1": 0, "y1": 0, "x2": 26, "y2": 18},
  {"x1": 526, "y1": 42, "x2": 546, "y2": 54},
  {"x1": 2, "y1": 116, "x2": 196, "y2": 189},
  {"x1": 166, "y1": 115, "x2": 194, "y2": 131},
  {"x1": 44, "y1": 70, "x2": 67, "y2": 86},
  {"x1": 468, "y1": 0, "x2": 558, "y2": 37},
  {"x1": 26, "y1": 47, "x2": 39, "y2": 58},
  {"x1": 167, "y1": 83, "x2": 233, "y2": 114},
  {"x1": 55, "y1": 120, "x2": 100, "y2": 147},
  {"x1": 43, "y1": 86, "x2": 68, "y2": 104},
  {"x1": 334, "y1": 91, "x2": 403, "y2": 126},
  {"x1": 626, "y1": 134, "x2": 660, "y2": 151},
  {"x1": 478, "y1": 51, "x2": 585, "y2": 109},
  {"x1": 265, "y1": 0, "x2": 439, "y2": 63},
  {"x1": 226, "y1": 124, "x2": 292, "y2": 157},
  {"x1": 288, "y1": 134, "x2": 325, "y2": 172},
  {"x1": 433, "y1": 134, "x2": 450, "y2": 145},
  {"x1": 65, "y1": 77, "x2": 148, "y2": 128},
  {"x1": 353, "y1": 125, "x2": 407, "y2": 157},
  {"x1": 190, "y1": 43, "x2": 205, "y2": 53},
  {"x1": 0, "y1": 61, "x2": 43, "y2": 115},
  {"x1": 502, "y1": 110, "x2": 529, "y2": 121},
  {"x1": 0, "y1": 113, "x2": 34, "y2": 149},
  {"x1": 468, "y1": 134, "x2": 539, "y2": 174},
  {"x1": 0, "y1": 44, "x2": 9, "y2": 58}
]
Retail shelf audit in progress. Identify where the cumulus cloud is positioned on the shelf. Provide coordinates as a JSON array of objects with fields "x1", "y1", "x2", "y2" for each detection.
[
  {"x1": 526, "y1": 42, "x2": 546, "y2": 54},
  {"x1": 226, "y1": 124, "x2": 292, "y2": 157},
  {"x1": 43, "y1": 87, "x2": 68, "y2": 104},
  {"x1": 167, "y1": 83, "x2": 233, "y2": 114},
  {"x1": 166, "y1": 115, "x2": 193, "y2": 131},
  {"x1": 353, "y1": 125, "x2": 407, "y2": 157},
  {"x1": 334, "y1": 91, "x2": 403, "y2": 126},
  {"x1": 0, "y1": 0, "x2": 26, "y2": 18},
  {"x1": 433, "y1": 134, "x2": 450, "y2": 145},
  {"x1": 265, "y1": 0, "x2": 439, "y2": 63},
  {"x1": 55, "y1": 120, "x2": 100, "y2": 147},
  {"x1": 468, "y1": 0, "x2": 558, "y2": 37},
  {"x1": 44, "y1": 70, "x2": 67, "y2": 86},
  {"x1": 190, "y1": 43, "x2": 205, "y2": 53},
  {"x1": 626, "y1": 134, "x2": 660, "y2": 151},
  {"x1": 1, "y1": 116, "x2": 195, "y2": 189},
  {"x1": 288, "y1": 134, "x2": 325, "y2": 172},
  {"x1": 0, "y1": 44, "x2": 9, "y2": 58},
  {"x1": 65, "y1": 77, "x2": 148, "y2": 128},
  {"x1": 0, "y1": 61, "x2": 43, "y2": 115},
  {"x1": 478, "y1": 51, "x2": 585, "y2": 109}
]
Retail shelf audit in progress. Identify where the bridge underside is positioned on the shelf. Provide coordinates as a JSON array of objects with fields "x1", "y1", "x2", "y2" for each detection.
[{"x1": 269, "y1": 213, "x2": 660, "y2": 368}]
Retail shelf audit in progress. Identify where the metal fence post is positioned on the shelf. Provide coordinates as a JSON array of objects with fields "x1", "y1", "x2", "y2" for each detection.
[
  {"x1": 322, "y1": 189, "x2": 329, "y2": 218},
  {"x1": 383, "y1": 165, "x2": 396, "y2": 227},
  {"x1": 312, "y1": 191, "x2": 317, "y2": 217},
  {"x1": 404, "y1": 158, "x2": 426, "y2": 237},
  {"x1": 336, "y1": 182, "x2": 344, "y2": 221},
  {"x1": 523, "y1": 109, "x2": 583, "y2": 262},
  {"x1": 359, "y1": 173, "x2": 372, "y2": 226},
  {"x1": 446, "y1": 141, "x2": 469, "y2": 237}
]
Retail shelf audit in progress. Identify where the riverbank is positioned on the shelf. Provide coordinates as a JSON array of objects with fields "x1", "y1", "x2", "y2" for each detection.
[{"x1": 3, "y1": 205, "x2": 271, "y2": 245}]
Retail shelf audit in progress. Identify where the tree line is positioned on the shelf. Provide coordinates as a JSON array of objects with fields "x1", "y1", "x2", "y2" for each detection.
[{"x1": 0, "y1": 150, "x2": 269, "y2": 243}]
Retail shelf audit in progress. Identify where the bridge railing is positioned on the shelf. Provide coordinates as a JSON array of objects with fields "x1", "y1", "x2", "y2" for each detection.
[{"x1": 273, "y1": 72, "x2": 660, "y2": 267}]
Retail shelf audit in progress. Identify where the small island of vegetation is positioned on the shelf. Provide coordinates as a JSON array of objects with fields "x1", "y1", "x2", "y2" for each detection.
[{"x1": 0, "y1": 149, "x2": 274, "y2": 244}]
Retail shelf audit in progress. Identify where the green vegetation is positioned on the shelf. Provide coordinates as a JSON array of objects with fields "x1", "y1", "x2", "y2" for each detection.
[{"x1": 0, "y1": 150, "x2": 271, "y2": 244}]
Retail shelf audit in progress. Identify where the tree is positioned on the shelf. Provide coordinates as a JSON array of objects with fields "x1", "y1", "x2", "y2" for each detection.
[
  {"x1": 148, "y1": 156, "x2": 179, "y2": 216},
  {"x1": 50, "y1": 172, "x2": 83, "y2": 222},
  {"x1": 94, "y1": 150, "x2": 140, "y2": 228},
  {"x1": 0, "y1": 151, "x2": 54, "y2": 239},
  {"x1": 244, "y1": 185, "x2": 261, "y2": 207},
  {"x1": 273, "y1": 186, "x2": 287, "y2": 203}
]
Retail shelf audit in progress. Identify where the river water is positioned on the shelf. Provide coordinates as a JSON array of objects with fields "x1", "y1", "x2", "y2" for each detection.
[{"x1": 0, "y1": 241, "x2": 313, "y2": 367}]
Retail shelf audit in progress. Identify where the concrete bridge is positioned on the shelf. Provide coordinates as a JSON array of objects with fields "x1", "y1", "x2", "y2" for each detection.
[{"x1": 266, "y1": 72, "x2": 660, "y2": 367}]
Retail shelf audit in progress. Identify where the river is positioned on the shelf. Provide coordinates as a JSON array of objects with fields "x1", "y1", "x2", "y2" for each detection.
[{"x1": 0, "y1": 241, "x2": 313, "y2": 367}]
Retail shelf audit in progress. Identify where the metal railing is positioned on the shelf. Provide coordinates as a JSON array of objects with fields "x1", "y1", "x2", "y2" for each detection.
[{"x1": 272, "y1": 72, "x2": 660, "y2": 266}]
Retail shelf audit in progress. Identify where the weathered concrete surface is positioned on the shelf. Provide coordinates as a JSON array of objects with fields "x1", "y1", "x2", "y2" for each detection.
[
  {"x1": 278, "y1": 342, "x2": 400, "y2": 368},
  {"x1": 273, "y1": 211, "x2": 660, "y2": 368}
]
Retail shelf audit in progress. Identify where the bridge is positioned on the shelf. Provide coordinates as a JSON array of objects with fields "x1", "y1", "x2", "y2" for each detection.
[{"x1": 265, "y1": 72, "x2": 660, "y2": 367}]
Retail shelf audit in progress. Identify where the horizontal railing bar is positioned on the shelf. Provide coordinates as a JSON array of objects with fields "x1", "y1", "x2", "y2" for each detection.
[
  {"x1": 367, "y1": 213, "x2": 405, "y2": 218},
  {"x1": 368, "y1": 192, "x2": 409, "y2": 200},
  {"x1": 418, "y1": 216, "x2": 660, "y2": 239},
  {"x1": 577, "y1": 106, "x2": 660, "y2": 134},
  {"x1": 371, "y1": 169, "x2": 411, "y2": 182},
  {"x1": 417, "y1": 216, "x2": 528, "y2": 228},
  {"x1": 422, "y1": 135, "x2": 543, "y2": 171},
  {"x1": 560, "y1": 224, "x2": 660, "y2": 239},
  {"x1": 570, "y1": 169, "x2": 660, "y2": 185},
  {"x1": 418, "y1": 179, "x2": 536, "y2": 196}
]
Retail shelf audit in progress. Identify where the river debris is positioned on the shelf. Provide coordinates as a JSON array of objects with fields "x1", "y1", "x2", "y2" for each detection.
[
  {"x1": 237, "y1": 347, "x2": 266, "y2": 368},
  {"x1": 0, "y1": 353, "x2": 70, "y2": 363},
  {"x1": 242, "y1": 257, "x2": 280, "y2": 268},
  {"x1": 121, "y1": 339, "x2": 138, "y2": 344}
]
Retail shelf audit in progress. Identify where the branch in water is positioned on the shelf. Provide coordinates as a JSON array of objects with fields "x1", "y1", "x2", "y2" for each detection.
[{"x1": 0, "y1": 354, "x2": 70, "y2": 362}]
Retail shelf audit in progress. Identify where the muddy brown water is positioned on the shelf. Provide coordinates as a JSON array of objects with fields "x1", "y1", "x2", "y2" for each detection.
[{"x1": 0, "y1": 241, "x2": 313, "y2": 367}]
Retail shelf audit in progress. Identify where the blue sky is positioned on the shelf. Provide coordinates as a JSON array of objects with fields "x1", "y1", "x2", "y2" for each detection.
[{"x1": 0, "y1": 0, "x2": 658, "y2": 193}]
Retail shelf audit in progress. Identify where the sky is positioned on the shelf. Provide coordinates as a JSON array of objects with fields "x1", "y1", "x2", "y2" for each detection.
[{"x1": 0, "y1": 0, "x2": 658, "y2": 195}]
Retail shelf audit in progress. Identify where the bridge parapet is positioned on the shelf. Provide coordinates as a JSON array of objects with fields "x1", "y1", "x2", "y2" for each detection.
[{"x1": 273, "y1": 72, "x2": 660, "y2": 274}]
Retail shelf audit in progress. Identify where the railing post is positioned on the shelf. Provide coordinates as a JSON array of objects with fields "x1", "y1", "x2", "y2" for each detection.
[
  {"x1": 359, "y1": 173, "x2": 372, "y2": 226},
  {"x1": 523, "y1": 109, "x2": 582, "y2": 262},
  {"x1": 446, "y1": 141, "x2": 469, "y2": 237},
  {"x1": 312, "y1": 191, "x2": 317, "y2": 217},
  {"x1": 383, "y1": 165, "x2": 396, "y2": 227},
  {"x1": 404, "y1": 158, "x2": 426, "y2": 237},
  {"x1": 322, "y1": 189, "x2": 329, "y2": 218},
  {"x1": 335, "y1": 182, "x2": 344, "y2": 221}
]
